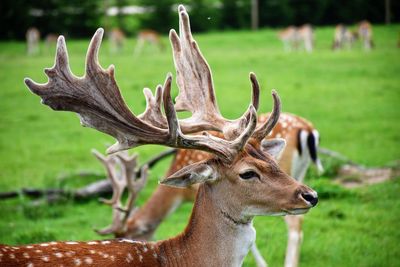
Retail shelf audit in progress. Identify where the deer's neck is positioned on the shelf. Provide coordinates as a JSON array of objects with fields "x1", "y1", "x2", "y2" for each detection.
[{"x1": 158, "y1": 184, "x2": 256, "y2": 267}]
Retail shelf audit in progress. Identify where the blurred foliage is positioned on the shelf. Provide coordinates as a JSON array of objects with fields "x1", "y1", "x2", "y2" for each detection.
[{"x1": 1, "y1": 0, "x2": 400, "y2": 40}]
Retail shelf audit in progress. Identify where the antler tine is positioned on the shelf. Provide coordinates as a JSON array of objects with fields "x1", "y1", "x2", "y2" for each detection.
[
  {"x1": 92, "y1": 149, "x2": 125, "y2": 206},
  {"x1": 169, "y1": 5, "x2": 258, "y2": 140},
  {"x1": 124, "y1": 165, "x2": 149, "y2": 221},
  {"x1": 249, "y1": 72, "x2": 260, "y2": 110},
  {"x1": 93, "y1": 149, "x2": 128, "y2": 236},
  {"x1": 252, "y1": 90, "x2": 281, "y2": 141},
  {"x1": 138, "y1": 85, "x2": 167, "y2": 129}
]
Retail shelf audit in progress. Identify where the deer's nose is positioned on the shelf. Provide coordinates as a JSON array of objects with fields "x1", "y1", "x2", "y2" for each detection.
[{"x1": 301, "y1": 191, "x2": 318, "y2": 207}]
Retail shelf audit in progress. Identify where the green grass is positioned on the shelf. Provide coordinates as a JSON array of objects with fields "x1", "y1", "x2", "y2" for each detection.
[{"x1": 0, "y1": 24, "x2": 399, "y2": 266}]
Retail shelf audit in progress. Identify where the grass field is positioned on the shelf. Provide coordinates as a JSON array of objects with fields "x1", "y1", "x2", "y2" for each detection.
[{"x1": 0, "y1": 24, "x2": 399, "y2": 266}]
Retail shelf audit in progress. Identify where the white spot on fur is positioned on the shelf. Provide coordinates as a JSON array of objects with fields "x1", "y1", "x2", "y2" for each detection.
[
  {"x1": 35, "y1": 249, "x2": 42, "y2": 253},
  {"x1": 102, "y1": 253, "x2": 109, "y2": 258},
  {"x1": 101, "y1": 241, "x2": 111, "y2": 245},
  {"x1": 84, "y1": 257, "x2": 93, "y2": 264},
  {"x1": 153, "y1": 252, "x2": 157, "y2": 258},
  {"x1": 50, "y1": 242, "x2": 58, "y2": 245},
  {"x1": 23, "y1": 252, "x2": 30, "y2": 258},
  {"x1": 89, "y1": 250, "x2": 96, "y2": 254},
  {"x1": 41, "y1": 256, "x2": 49, "y2": 262},
  {"x1": 65, "y1": 251, "x2": 74, "y2": 257},
  {"x1": 74, "y1": 258, "x2": 81, "y2": 266},
  {"x1": 66, "y1": 242, "x2": 78, "y2": 245},
  {"x1": 27, "y1": 263, "x2": 34, "y2": 267},
  {"x1": 110, "y1": 255, "x2": 115, "y2": 261},
  {"x1": 40, "y1": 243, "x2": 49, "y2": 247},
  {"x1": 139, "y1": 254, "x2": 143, "y2": 262},
  {"x1": 26, "y1": 246, "x2": 33, "y2": 249},
  {"x1": 143, "y1": 247, "x2": 148, "y2": 252},
  {"x1": 12, "y1": 247, "x2": 19, "y2": 250},
  {"x1": 54, "y1": 252, "x2": 63, "y2": 258},
  {"x1": 9, "y1": 253, "x2": 15, "y2": 259},
  {"x1": 87, "y1": 241, "x2": 98, "y2": 245},
  {"x1": 126, "y1": 253, "x2": 133, "y2": 263}
]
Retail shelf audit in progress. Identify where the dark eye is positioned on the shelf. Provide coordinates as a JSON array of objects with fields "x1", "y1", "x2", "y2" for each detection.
[{"x1": 239, "y1": 170, "x2": 260, "y2": 180}]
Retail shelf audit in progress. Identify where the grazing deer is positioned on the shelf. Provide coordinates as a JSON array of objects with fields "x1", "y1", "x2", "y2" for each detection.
[
  {"x1": 297, "y1": 24, "x2": 314, "y2": 53},
  {"x1": 357, "y1": 20, "x2": 374, "y2": 50},
  {"x1": 96, "y1": 113, "x2": 322, "y2": 267},
  {"x1": 5, "y1": 5, "x2": 317, "y2": 266},
  {"x1": 134, "y1": 29, "x2": 165, "y2": 56},
  {"x1": 109, "y1": 28, "x2": 125, "y2": 53},
  {"x1": 278, "y1": 26, "x2": 298, "y2": 52},
  {"x1": 26, "y1": 27, "x2": 40, "y2": 55},
  {"x1": 278, "y1": 25, "x2": 314, "y2": 53},
  {"x1": 45, "y1": 34, "x2": 58, "y2": 50},
  {"x1": 332, "y1": 24, "x2": 357, "y2": 50}
]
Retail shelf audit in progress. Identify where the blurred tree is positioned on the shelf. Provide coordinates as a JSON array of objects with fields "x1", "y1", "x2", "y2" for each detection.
[
  {"x1": 188, "y1": 0, "x2": 220, "y2": 32},
  {"x1": 220, "y1": 0, "x2": 249, "y2": 29},
  {"x1": 0, "y1": 0, "x2": 101, "y2": 40},
  {"x1": 138, "y1": 0, "x2": 176, "y2": 33},
  {"x1": 0, "y1": 0, "x2": 33, "y2": 39}
]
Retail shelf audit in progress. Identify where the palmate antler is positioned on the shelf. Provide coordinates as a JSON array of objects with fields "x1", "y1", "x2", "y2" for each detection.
[
  {"x1": 170, "y1": 5, "x2": 280, "y2": 141},
  {"x1": 170, "y1": 6, "x2": 261, "y2": 139},
  {"x1": 24, "y1": 5, "x2": 279, "y2": 163},
  {"x1": 92, "y1": 149, "x2": 148, "y2": 236}
]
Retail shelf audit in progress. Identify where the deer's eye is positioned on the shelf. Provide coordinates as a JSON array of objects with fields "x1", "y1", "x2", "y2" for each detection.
[{"x1": 239, "y1": 170, "x2": 260, "y2": 180}]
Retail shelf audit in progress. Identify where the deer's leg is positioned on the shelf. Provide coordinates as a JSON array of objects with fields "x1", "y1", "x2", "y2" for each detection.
[
  {"x1": 251, "y1": 242, "x2": 268, "y2": 267},
  {"x1": 134, "y1": 38, "x2": 145, "y2": 56},
  {"x1": 284, "y1": 215, "x2": 304, "y2": 267}
]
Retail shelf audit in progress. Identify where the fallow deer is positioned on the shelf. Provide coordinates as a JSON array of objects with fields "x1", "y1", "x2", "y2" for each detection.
[
  {"x1": 297, "y1": 24, "x2": 314, "y2": 53},
  {"x1": 45, "y1": 33, "x2": 59, "y2": 51},
  {"x1": 278, "y1": 26, "x2": 298, "y2": 52},
  {"x1": 26, "y1": 27, "x2": 40, "y2": 55},
  {"x1": 134, "y1": 29, "x2": 165, "y2": 56},
  {"x1": 2, "y1": 5, "x2": 318, "y2": 266},
  {"x1": 332, "y1": 24, "x2": 357, "y2": 50},
  {"x1": 357, "y1": 20, "x2": 374, "y2": 50},
  {"x1": 97, "y1": 113, "x2": 322, "y2": 267},
  {"x1": 278, "y1": 25, "x2": 314, "y2": 53},
  {"x1": 109, "y1": 28, "x2": 126, "y2": 53}
]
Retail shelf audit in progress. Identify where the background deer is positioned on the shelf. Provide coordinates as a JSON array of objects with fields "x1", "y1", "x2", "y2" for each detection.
[
  {"x1": 3, "y1": 5, "x2": 318, "y2": 266},
  {"x1": 134, "y1": 29, "x2": 165, "y2": 56},
  {"x1": 332, "y1": 24, "x2": 357, "y2": 50},
  {"x1": 278, "y1": 25, "x2": 314, "y2": 52},
  {"x1": 358, "y1": 20, "x2": 374, "y2": 50},
  {"x1": 26, "y1": 27, "x2": 40, "y2": 55},
  {"x1": 109, "y1": 27, "x2": 125, "y2": 53}
]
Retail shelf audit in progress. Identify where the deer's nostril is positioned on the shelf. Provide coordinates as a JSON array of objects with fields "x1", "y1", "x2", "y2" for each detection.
[{"x1": 301, "y1": 192, "x2": 318, "y2": 207}]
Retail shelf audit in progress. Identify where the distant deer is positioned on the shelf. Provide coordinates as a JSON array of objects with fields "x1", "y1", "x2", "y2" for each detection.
[
  {"x1": 45, "y1": 33, "x2": 58, "y2": 51},
  {"x1": 278, "y1": 25, "x2": 314, "y2": 53},
  {"x1": 332, "y1": 24, "x2": 357, "y2": 50},
  {"x1": 7, "y1": 5, "x2": 317, "y2": 266},
  {"x1": 96, "y1": 113, "x2": 322, "y2": 267},
  {"x1": 26, "y1": 27, "x2": 40, "y2": 55},
  {"x1": 278, "y1": 26, "x2": 298, "y2": 52},
  {"x1": 357, "y1": 20, "x2": 374, "y2": 50},
  {"x1": 109, "y1": 28, "x2": 125, "y2": 53},
  {"x1": 134, "y1": 29, "x2": 165, "y2": 56}
]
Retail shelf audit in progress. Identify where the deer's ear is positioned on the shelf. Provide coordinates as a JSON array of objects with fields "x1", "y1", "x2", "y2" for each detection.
[
  {"x1": 261, "y1": 138, "x2": 286, "y2": 160},
  {"x1": 160, "y1": 162, "x2": 218, "y2": 188}
]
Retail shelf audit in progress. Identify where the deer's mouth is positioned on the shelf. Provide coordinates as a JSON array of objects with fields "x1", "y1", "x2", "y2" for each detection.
[{"x1": 283, "y1": 208, "x2": 311, "y2": 215}]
